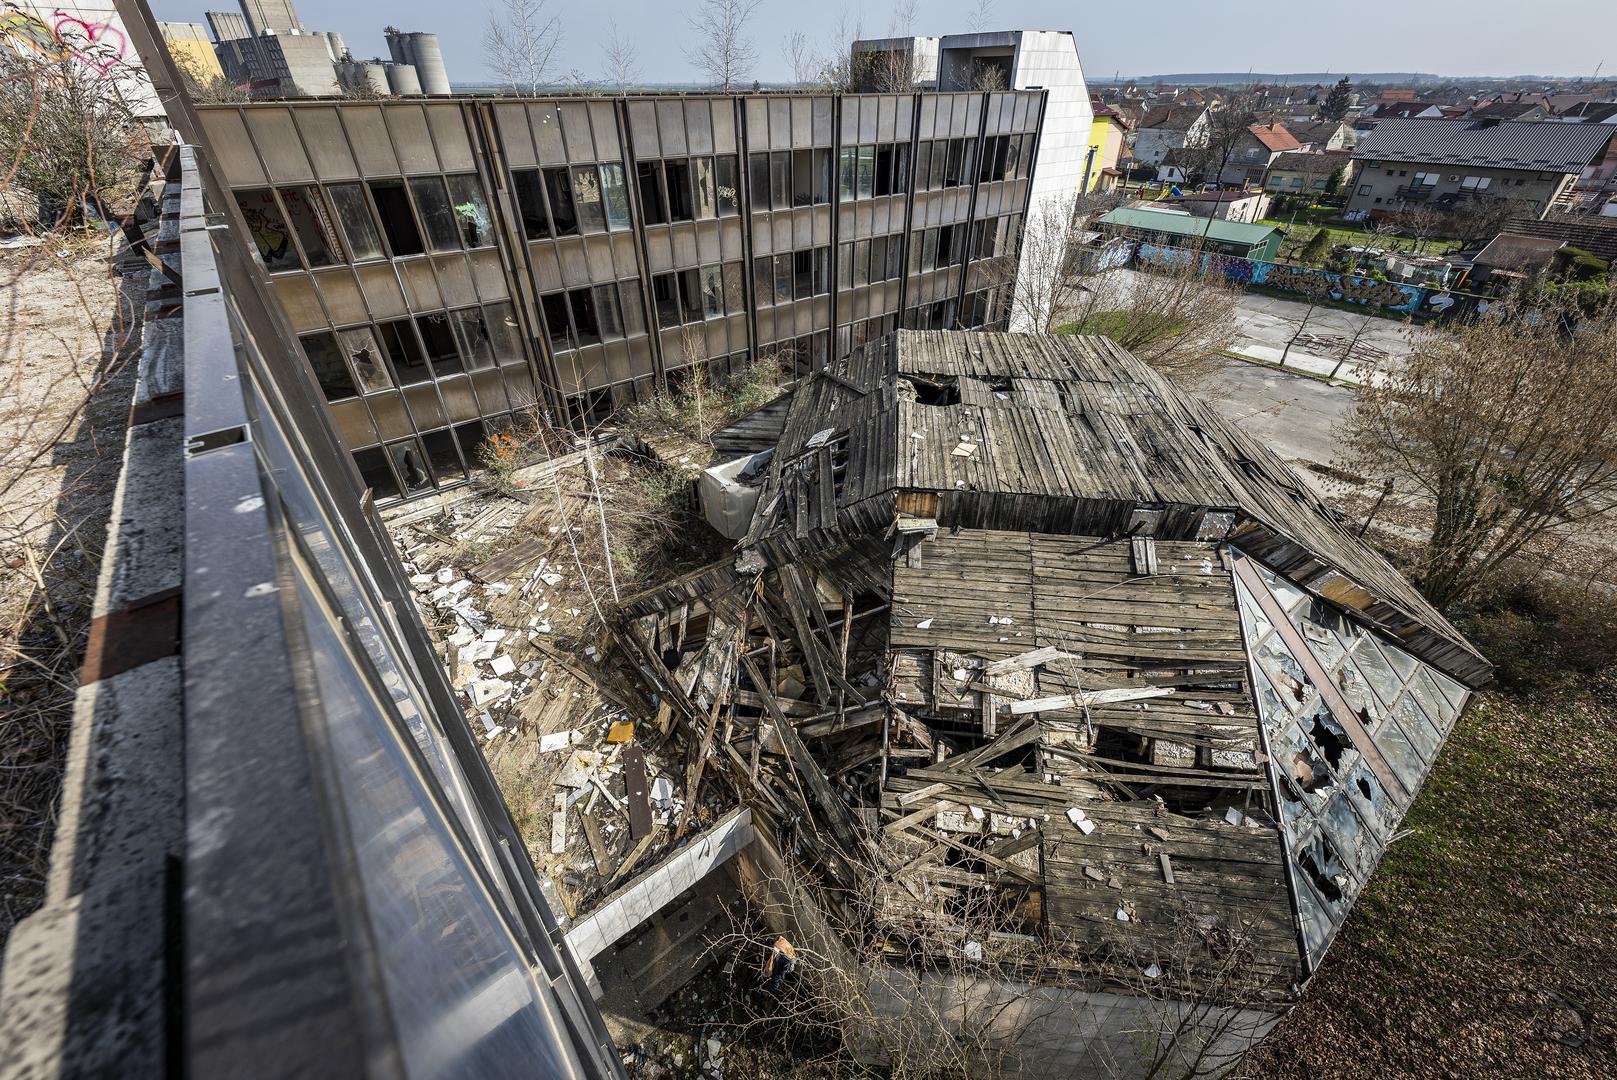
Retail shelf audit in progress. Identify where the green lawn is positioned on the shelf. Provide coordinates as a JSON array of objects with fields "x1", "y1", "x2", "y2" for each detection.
[
  {"x1": 1262, "y1": 208, "x2": 1464, "y2": 261},
  {"x1": 1055, "y1": 310, "x2": 1186, "y2": 342}
]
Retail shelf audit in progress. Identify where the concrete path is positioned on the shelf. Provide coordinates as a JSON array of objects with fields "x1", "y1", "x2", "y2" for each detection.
[
  {"x1": 1204, "y1": 359, "x2": 1354, "y2": 470},
  {"x1": 1098, "y1": 269, "x2": 1419, "y2": 385}
]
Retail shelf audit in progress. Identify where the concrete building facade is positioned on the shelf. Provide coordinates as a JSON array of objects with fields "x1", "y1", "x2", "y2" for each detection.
[
  {"x1": 199, "y1": 90, "x2": 1047, "y2": 503},
  {"x1": 1346, "y1": 118, "x2": 1617, "y2": 219},
  {"x1": 851, "y1": 31, "x2": 1091, "y2": 330}
]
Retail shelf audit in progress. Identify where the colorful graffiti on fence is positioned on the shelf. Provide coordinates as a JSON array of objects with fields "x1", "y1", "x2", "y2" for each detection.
[
  {"x1": 1133, "y1": 242, "x2": 1471, "y2": 317},
  {"x1": 1, "y1": 8, "x2": 129, "y2": 76}
]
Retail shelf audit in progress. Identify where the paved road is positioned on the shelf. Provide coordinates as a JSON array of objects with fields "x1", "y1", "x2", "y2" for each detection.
[
  {"x1": 1100, "y1": 268, "x2": 1418, "y2": 383},
  {"x1": 1204, "y1": 359, "x2": 1355, "y2": 476}
]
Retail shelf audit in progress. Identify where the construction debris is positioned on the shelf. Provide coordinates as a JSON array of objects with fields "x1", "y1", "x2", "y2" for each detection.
[{"x1": 615, "y1": 330, "x2": 1486, "y2": 1006}]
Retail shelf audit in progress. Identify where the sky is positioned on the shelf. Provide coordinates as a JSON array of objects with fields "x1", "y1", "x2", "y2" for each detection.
[{"x1": 148, "y1": 0, "x2": 1617, "y2": 85}]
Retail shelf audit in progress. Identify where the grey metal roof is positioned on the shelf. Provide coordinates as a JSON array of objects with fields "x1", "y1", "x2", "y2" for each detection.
[{"x1": 1354, "y1": 117, "x2": 1615, "y2": 172}]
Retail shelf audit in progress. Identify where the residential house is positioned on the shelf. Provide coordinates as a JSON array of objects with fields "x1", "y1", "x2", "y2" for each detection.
[
  {"x1": 1166, "y1": 189, "x2": 1272, "y2": 223},
  {"x1": 1133, "y1": 106, "x2": 1209, "y2": 166},
  {"x1": 1098, "y1": 205, "x2": 1284, "y2": 259},
  {"x1": 1220, "y1": 123, "x2": 1302, "y2": 186},
  {"x1": 1290, "y1": 119, "x2": 1358, "y2": 152},
  {"x1": 1346, "y1": 118, "x2": 1617, "y2": 219},
  {"x1": 1264, "y1": 150, "x2": 1356, "y2": 197},
  {"x1": 1369, "y1": 101, "x2": 1445, "y2": 119},
  {"x1": 1085, "y1": 101, "x2": 1133, "y2": 191},
  {"x1": 1506, "y1": 211, "x2": 1617, "y2": 260}
]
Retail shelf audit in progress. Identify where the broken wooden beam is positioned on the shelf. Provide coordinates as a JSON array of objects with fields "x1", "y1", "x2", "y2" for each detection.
[{"x1": 1003, "y1": 686, "x2": 1176, "y2": 716}]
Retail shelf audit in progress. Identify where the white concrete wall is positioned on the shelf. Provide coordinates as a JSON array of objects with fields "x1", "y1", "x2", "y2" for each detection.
[
  {"x1": 960, "y1": 31, "x2": 1092, "y2": 330},
  {"x1": 565, "y1": 807, "x2": 754, "y2": 996}
]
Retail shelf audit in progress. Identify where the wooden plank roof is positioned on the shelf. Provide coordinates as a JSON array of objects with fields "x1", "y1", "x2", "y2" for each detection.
[{"x1": 743, "y1": 330, "x2": 1489, "y2": 687}]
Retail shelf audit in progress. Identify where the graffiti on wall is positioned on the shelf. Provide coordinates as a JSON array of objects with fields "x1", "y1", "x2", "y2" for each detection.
[
  {"x1": 0, "y1": 8, "x2": 129, "y2": 76},
  {"x1": 1133, "y1": 242, "x2": 1470, "y2": 318}
]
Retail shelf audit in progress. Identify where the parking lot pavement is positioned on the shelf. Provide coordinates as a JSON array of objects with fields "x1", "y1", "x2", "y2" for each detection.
[{"x1": 1203, "y1": 356, "x2": 1355, "y2": 481}]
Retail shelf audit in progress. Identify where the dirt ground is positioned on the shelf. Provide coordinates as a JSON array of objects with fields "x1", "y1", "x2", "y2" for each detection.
[{"x1": 0, "y1": 231, "x2": 145, "y2": 944}]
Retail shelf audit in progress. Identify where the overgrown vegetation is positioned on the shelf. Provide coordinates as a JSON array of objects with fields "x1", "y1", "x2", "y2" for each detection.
[{"x1": 617, "y1": 357, "x2": 785, "y2": 444}]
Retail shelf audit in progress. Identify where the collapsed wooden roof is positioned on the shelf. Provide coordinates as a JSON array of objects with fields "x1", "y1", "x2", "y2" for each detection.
[
  {"x1": 743, "y1": 330, "x2": 1487, "y2": 687},
  {"x1": 620, "y1": 330, "x2": 1483, "y2": 1004}
]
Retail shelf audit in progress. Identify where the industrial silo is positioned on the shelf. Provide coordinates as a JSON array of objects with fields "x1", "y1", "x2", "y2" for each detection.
[
  {"x1": 385, "y1": 62, "x2": 421, "y2": 95},
  {"x1": 402, "y1": 33, "x2": 450, "y2": 94},
  {"x1": 320, "y1": 31, "x2": 347, "y2": 63}
]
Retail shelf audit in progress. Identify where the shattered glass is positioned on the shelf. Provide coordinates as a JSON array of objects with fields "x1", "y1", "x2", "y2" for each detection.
[{"x1": 1233, "y1": 554, "x2": 1470, "y2": 972}]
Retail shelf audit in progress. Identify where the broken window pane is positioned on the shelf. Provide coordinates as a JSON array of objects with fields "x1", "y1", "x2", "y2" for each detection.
[
  {"x1": 637, "y1": 162, "x2": 667, "y2": 225},
  {"x1": 378, "y1": 319, "x2": 430, "y2": 384},
  {"x1": 722, "y1": 263, "x2": 744, "y2": 312},
  {"x1": 572, "y1": 165, "x2": 606, "y2": 233},
  {"x1": 569, "y1": 286, "x2": 601, "y2": 346},
  {"x1": 541, "y1": 292, "x2": 572, "y2": 348},
  {"x1": 301, "y1": 331, "x2": 359, "y2": 400},
  {"x1": 415, "y1": 312, "x2": 463, "y2": 375},
  {"x1": 451, "y1": 308, "x2": 495, "y2": 370},
  {"x1": 600, "y1": 163, "x2": 631, "y2": 230},
  {"x1": 692, "y1": 158, "x2": 717, "y2": 220},
  {"x1": 368, "y1": 180, "x2": 424, "y2": 257},
  {"x1": 338, "y1": 327, "x2": 391, "y2": 393},
  {"x1": 753, "y1": 258, "x2": 774, "y2": 307},
  {"x1": 352, "y1": 447, "x2": 400, "y2": 501},
  {"x1": 408, "y1": 176, "x2": 462, "y2": 252},
  {"x1": 387, "y1": 439, "x2": 433, "y2": 493},
  {"x1": 544, "y1": 167, "x2": 578, "y2": 236},
  {"x1": 665, "y1": 160, "x2": 693, "y2": 222},
  {"x1": 512, "y1": 169, "x2": 551, "y2": 240},
  {"x1": 328, "y1": 183, "x2": 384, "y2": 262},
  {"x1": 236, "y1": 189, "x2": 300, "y2": 272},
  {"x1": 421, "y1": 428, "x2": 464, "y2": 485},
  {"x1": 652, "y1": 272, "x2": 681, "y2": 328},
  {"x1": 276, "y1": 186, "x2": 339, "y2": 268},
  {"x1": 700, "y1": 265, "x2": 724, "y2": 319},
  {"x1": 445, "y1": 174, "x2": 492, "y2": 248}
]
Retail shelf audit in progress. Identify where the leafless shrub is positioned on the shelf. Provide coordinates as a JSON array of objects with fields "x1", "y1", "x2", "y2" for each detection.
[
  {"x1": 1344, "y1": 286, "x2": 1617, "y2": 605},
  {"x1": 703, "y1": 848, "x2": 1274, "y2": 1080}
]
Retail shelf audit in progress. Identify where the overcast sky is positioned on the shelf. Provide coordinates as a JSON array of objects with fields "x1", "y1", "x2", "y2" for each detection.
[{"x1": 149, "y1": 0, "x2": 1617, "y2": 85}]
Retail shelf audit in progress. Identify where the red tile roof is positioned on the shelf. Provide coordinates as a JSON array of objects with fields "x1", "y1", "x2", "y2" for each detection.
[{"x1": 1248, "y1": 123, "x2": 1301, "y2": 152}]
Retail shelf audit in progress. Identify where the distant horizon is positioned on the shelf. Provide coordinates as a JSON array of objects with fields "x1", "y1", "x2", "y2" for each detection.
[{"x1": 148, "y1": 0, "x2": 1617, "y2": 88}]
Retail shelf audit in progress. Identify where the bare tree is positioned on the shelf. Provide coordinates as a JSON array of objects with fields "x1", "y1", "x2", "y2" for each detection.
[
  {"x1": 967, "y1": 0, "x2": 997, "y2": 33},
  {"x1": 1390, "y1": 203, "x2": 1444, "y2": 254},
  {"x1": 1180, "y1": 93, "x2": 1259, "y2": 188},
  {"x1": 1345, "y1": 287, "x2": 1617, "y2": 605},
  {"x1": 992, "y1": 193, "x2": 1081, "y2": 332},
  {"x1": 685, "y1": 0, "x2": 763, "y2": 91},
  {"x1": 601, "y1": 18, "x2": 641, "y2": 91},
  {"x1": 782, "y1": 31, "x2": 818, "y2": 87},
  {"x1": 1068, "y1": 249, "x2": 1242, "y2": 385},
  {"x1": 483, "y1": 0, "x2": 563, "y2": 94},
  {"x1": 1445, "y1": 194, "x2": 1533, "y2": 250}
]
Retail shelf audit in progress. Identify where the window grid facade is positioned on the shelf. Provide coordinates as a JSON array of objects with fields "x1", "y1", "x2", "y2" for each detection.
[{"x1": 203, "y1": 90, "x2": 1044, "y2": 502}]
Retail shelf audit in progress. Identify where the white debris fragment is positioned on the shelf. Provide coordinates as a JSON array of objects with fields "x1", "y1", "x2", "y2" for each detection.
[
  {"x1": 1115, "y1": 906, "x2": 1132, "y2": 922},
  {"x1": 1224, "y1": 807, "x2": 1245, "y2": 827},
  {"x1": 805, "y1": 427, "x2": 835, "y2": 449},
  {"x1": 447, "y1": 627, "x2": 477, "y2": 647},
  {"x1": 650, "y1": 775, "x2": 675, "y2": 809},
  {"x1": 489, "y1": 654, "x2": 517, "y2": 677},
  {"x1": 1066, "y1": 807, "x2": 1098, "y2": 835},
  {"x1": 915, "y1": 618, "x2": 934, "y2": 629},
  {"x1": 481, "y1": 628, "x2": 505, "y2": 642},
  {"x1": 540, "y1": 572, "x2": 563, "y2": 586},
  {"x1": 436, "y1": 567, "x2": 456, "y2": 584},
  {"x1": 1143, "y1": 963, "x2": 1161, "y2": 980},
  {"x1": 963, "y1": 940, "x2": 984, "y2": 961},
  {"x1": 539, "y1": 730, "x2": 574, "y2": 753},
  {"x1": 467, "y1": 678, "x2": 513, "y2": 707}
]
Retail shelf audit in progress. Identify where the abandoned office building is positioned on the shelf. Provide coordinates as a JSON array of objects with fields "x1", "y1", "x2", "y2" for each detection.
[{"x1": 201, "y1": 87, "x2": 1051, "y2": 504}]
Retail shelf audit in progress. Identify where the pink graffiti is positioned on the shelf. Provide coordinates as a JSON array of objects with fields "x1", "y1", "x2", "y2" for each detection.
[{"x1": 50, "y1": 12, "x2": 128, "y2": 77}]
